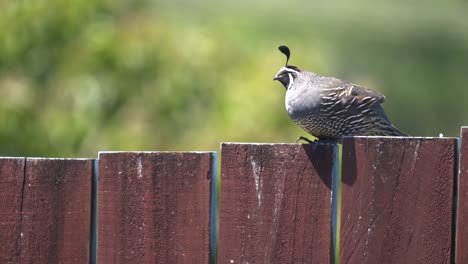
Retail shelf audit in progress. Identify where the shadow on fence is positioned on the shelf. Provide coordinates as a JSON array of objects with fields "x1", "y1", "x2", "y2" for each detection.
[{"x1": 1, "y1": 127, "x2": 468, "y2": 263}]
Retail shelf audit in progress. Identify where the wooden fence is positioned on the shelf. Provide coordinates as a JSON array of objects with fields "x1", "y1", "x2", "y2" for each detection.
[{"x1": 2, "y1": 127, "x2": 468, "y2": 263}]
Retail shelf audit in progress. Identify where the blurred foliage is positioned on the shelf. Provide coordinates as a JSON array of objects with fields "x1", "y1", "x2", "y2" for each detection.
[{"x1": 1, "y1": 0, "x2": 467, "y2": 157}]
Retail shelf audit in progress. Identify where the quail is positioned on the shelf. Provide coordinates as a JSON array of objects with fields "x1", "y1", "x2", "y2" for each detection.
[{"x1": 273, "y1": 45, "x2": 407, "y2": 142}]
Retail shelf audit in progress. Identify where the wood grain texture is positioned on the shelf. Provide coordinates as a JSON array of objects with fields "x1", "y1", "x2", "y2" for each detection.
[
  {"x1": 340, "y1": 137, "x2": 457, "y2": 264},
  {"x1": 20, "y1": 158, "x2": 93, "y2": 263},
  {"x1": 0, "y1": 158, "x2": 25, "y2": 263},
  {"x1": 98, "y1": 152, "x2": 213, "y2": 264},
  {"x1": 219, "y1": 143, "x2": 336, "y2": 264},
  {"x1": 457, "y1": 127, "x2": 468, "y2": 263}
]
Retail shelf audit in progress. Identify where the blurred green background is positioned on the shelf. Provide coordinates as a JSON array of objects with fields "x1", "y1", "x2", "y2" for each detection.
[{"x1": 1, "y1": 0, "x2": 467, "y2": 157}]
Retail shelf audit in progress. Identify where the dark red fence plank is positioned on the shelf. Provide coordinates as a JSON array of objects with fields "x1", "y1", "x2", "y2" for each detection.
[
  {"x1": 20, "y1": 158, "x2": 93, "y2": 263},
  {"x1": 340, "y1": 137, "x2": 457, "y2": 264},
  {"x1": 457, "y1": 127, "x2": 468, "y2": 263},
  {"x1": 0, "y1": 158, "x2": 25, "y2": 263},
  {"x1": 98, "y1": 152, "x2": 213, "y2": 264},
  {"x1": 219, "y1": 143, "x2": 336, "y2": 264}
]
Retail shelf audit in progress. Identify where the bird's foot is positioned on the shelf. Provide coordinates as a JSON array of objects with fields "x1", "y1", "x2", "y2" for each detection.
[
  {"x1": 296, "y1": 136, "x2": 337, "y2": 145},
  {"x1": 296, "y1": 136, "x2": 317, "y2": 144}
]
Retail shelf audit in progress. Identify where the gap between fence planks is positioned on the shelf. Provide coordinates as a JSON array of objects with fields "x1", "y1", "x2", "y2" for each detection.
[{"x1": 97, "y1": 152, "x2": 214, "y2": 264}]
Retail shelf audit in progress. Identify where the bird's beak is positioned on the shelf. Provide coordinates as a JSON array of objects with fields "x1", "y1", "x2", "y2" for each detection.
[{"x1": 273, "y1": 76, "x2": 279, "y2": 81}]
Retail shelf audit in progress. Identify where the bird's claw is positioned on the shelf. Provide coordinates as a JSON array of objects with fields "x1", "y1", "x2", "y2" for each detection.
[
  {"x1": 296, "y1": 136, "x2": 316, "y2": 144},
  {"x1": 296, "y1": 136, "x2": 338, "y2": 145}
]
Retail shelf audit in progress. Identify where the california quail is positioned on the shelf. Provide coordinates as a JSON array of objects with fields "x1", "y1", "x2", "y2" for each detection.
[{"x1": 273, "y1": 45, "x2": 407, "y2": 141}]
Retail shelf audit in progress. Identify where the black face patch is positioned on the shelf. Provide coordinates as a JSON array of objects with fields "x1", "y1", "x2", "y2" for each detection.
[
  {"x1": 274, "y1": 65, "x2": 300, "y2": 90},
  {"x1": 275, "y1": 73, "x2": 290, "y2": 89}
]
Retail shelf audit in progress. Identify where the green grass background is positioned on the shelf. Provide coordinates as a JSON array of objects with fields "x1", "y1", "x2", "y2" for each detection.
[{"x1": 1, "y1": 0, "x2": 467, "y2": 156}]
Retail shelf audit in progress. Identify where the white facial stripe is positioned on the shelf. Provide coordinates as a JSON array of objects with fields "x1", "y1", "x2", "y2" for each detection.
[
  {"x1": 283, "y1": 67, "x2": 299, "y2": 74},
  {"x1": 287, "y1": 73, "x2": 294, "y2": 90},
  {"x1": 275, "y1": 66, "x2": 299, "y2": 77}
]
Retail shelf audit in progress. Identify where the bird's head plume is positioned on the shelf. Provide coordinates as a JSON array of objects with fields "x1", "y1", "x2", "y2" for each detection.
[
  {"x1": 279, "y1": 45, "x2": 290, "y2": 66},
  {"x1": 274, "y1": 45, "x2": 300, "y2": 90}
]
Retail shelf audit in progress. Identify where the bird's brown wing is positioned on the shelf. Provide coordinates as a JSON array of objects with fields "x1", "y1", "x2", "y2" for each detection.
[
  {"x1": 318, "y1": 77, "x2": 406, "y2": 137},
  {"x1": 321, "y1": 78, "x2": 386, "y2": 114},
  {"x1": 343, "y1": 83, "x2": 385, "y2": 109}
]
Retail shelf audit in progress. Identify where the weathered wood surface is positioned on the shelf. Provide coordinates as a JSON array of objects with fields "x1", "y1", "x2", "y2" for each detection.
[
  {"x1": 219, "y1": 143, "x2": 336, "y2": 264},
  {"x1": 457, "y1": 127, "x2": 468, "y2": 263},
  {"x1": 0, "y1": 158, "x2": 25, "y2": 263},
  {"x1": 98, "y1": 152, "x2": 213, "y2": 264},
  {"x1": 340, "y1": 137, "x2": 457, "y2": 264},
  {"x1": 0, "y1": 158, "x2": 94, "y2": 263}
]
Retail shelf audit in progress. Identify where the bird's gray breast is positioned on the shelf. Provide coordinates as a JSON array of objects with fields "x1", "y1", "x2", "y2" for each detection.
[{"x1": 285, "y1": 85, "x2": 322, "y2": 119}]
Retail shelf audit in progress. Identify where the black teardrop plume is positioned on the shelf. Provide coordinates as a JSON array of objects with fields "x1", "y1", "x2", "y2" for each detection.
[{"x1": 278, "y1": 45, "x2": 290, "y2": 66}]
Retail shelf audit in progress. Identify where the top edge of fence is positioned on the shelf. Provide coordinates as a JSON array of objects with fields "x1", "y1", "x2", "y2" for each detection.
[
  {"x1": 26, "y1": 157, "x2": 96, "y2": 161},
  {"x1": 98, "y1": 151, "x2": 216, "y2": 155},
  {"x1": 0, "y1": 157, "x2": 95, "y2": 160},
  {"x1": 221, "y1": 136, "x2": 458, "y2": 146},
  {"x1": 344, "y1": 136, "x2": 458, "y2": 140},
  {"x1": 220, "y1": 142, "x2": 330, "y2": 146}
]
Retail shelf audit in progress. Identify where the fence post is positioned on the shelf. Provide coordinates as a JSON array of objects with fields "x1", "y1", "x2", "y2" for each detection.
[
  {"x1": 457, "y1": 127, "x2": 468, "y2": 263},
  {"x1": 97, "y1": 152, "x2": 214, "y2": 263},
  {"x1": 340, "y1": 137, "x2": 457, "y2": 264},
  {"x1": 219, "y1": 143, "x2": 336, "y2": 263},
  {"x1": 0, "y1": 158, "x2": 94, "y2": 263}
]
